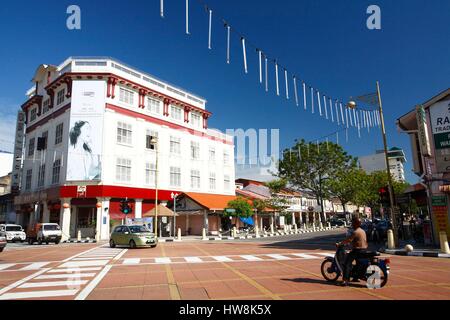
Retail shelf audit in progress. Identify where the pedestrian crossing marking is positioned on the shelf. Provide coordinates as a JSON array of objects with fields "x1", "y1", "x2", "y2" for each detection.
[
  {"x1": 154, "y1": 257, "x2": 171, "y2": 264},
  {"x1": 19, "y1": 280, "x2": 89, "y2": 289},
  {"x1": 265, "y1": 254, "x2": 291, "y2": 260},
  {"x1": 212, "y1": 256, "x2": 233, "y2": 262},
  {"x1": 0, "y1": 264, "x2": 16, "y2": 271},
  {"x1": 35, "y1": 273, "x2": 96, "y2": 280},
  {"x1": 47, "y1": 267, "x2": 102, "y2": 273},
  {"x1": 20, "y1": 262, "x2": 51, "y2": 270},
  {"x1": 241, "y1": 255, "x2": 263, "y2": 261},
  {"x1": 0, "y1": 289, "x2": 79, "y2": 300},
  {"x1": 59, "y1": 260, "x2": 109, "y2": 268},
  {"x1": 123, "y1": 258, "x2": 140, "y2": 265},
  {"x1": 184, "y1": 257, "x2": 202, "y2": 263},
  {"x1": 291, "y1": 253, "x2": 321, "y2": 259}
]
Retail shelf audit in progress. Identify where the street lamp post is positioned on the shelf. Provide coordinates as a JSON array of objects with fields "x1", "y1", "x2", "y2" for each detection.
[
  {"x1": 348, "y1": 81, "x2": 398, "y2": 246},
  {"x1": 151, "y1": 136, "x2": 159, "y2": 238},
  {"x1": 171, "y1": 192, "x2": 179, "y2": 237}
]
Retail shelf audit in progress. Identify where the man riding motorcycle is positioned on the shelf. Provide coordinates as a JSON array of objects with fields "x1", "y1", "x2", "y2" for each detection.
[{"x1": 337, "y1": 217, "x2": 368, "y2": 286}]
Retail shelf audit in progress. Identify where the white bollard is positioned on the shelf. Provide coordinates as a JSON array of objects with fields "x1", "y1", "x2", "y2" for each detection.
[
  {"x1": 327, "y1": 222, "x2": 331, "y2": 230},
  {"x1": 387, "y1": 229, "x2": 395, "y2": 249},
  {"x1": 232, "y1": 227, "x2": 237, "y2": 238},
  {"x1": 294, "y1": 224, "x2": 298, "y2": 232},
  {"x1": 270, "y1": 224, "x2": 274, "y2": 234},
  {"x1": 439, "y1": 231, "x2": 450, "y2": 254},
  {"x1": 255, "y1": 226, "x2": 260, "y2": 237},
  {"x1": 177, "y1": 228, "x2": 181, "y2": 241},
  {"x1": 202, "y1": 228, "x2": 208, "y2": 241},
  {"x1": 77, "y1": 230, "x2": 81, "y2": 241}
]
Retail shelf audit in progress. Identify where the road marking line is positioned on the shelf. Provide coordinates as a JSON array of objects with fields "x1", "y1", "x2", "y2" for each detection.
[
  {"x1": 47, "y1": 267, "x2": 102, "y2": 273},
  {"x1": 0, "y1": 268, "x2": 50, "y2": 296},
  {"x1": 266, "y1": 254, "x2": 291, "y2": 260},
  {"x1": 19, "y1": 262, "x2": 51, "y2": 270},
  {"x1": 155, "y1": 257, "x2": 172, "y2": 264},
  {"x1": 315, "y1": 252, "x2": 334, "y2": 257},
  {"x1": 123, "y1": 258, "x2": 140, "y2": 265},
  {"x1": 184, "y1": 257, "x2": 203, "y2": 263},
  {"x1": 291, "y1": 253, "x2": 322, "y2": 259},
  {"x1": 160, "y1": 245, "x2": 181, "y2": 300},
  {"x1": 62, "y1": 245, "x2": 105, "y2": 262},
  {"x1": 19, "y1": 280, "x2": 89, "y2": 288},
  {"x1": 59, "y1": 260, "x2": 109, "y2": 268},
  {"x1": 241, "y1": 255, "x2": 263, "y2": 261},
  {"x1": 212, "y1": 256, "x2": 233, "y2": 262},
  {"x1": 0, "y1": 264, "x2": 15, "y2": 271},
  {"x1": 0, "y1": 289, "x2": 79, "y2": 300},
  {"x1": 75, "y1": 265, "x2": 113, "y2": 300},
  {"x1": 190, "y1": 243, "x2": 281, "y2": 300},
  {"x1": 113, "y1": 249, "x2": 128, "y2": 260},
  {"x1": 72, "y1": 257, "x2": 116, "y2": 261},
  {"x1": 35, "y1": 273, "x2": 96, "y2": 280}
]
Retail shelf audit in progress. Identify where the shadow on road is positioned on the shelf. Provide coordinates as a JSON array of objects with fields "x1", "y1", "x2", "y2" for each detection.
[
  {"x1": 281, "y1": 277, "x2": 366, "y2": 289},
  {"x1": 259, "y1": 232, "x2": 384, "y2": 252}
]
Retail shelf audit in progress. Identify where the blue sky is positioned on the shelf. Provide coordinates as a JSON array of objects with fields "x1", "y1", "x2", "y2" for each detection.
[{"x1": 0, "y1": 0, "x2": 449, "y2": 183}]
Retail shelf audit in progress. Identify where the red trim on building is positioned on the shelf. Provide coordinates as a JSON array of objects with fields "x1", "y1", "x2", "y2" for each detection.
[
  {"x1": 26, "y1": 103, "x2": 71, "y2": 134},
  {"x1": 59, "y1": 185, "x2": 175, "y2": 201},
  {"x1": 106, "y1": 103, "x2": 233, "y2": 145},
  {"x1": 44, "y1": 72, "x2": 211, "y2": 118}
]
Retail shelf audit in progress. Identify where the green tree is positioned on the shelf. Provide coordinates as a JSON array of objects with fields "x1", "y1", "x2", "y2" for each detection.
[
  {"x1": 226, "y1": 197, "x2": 253, "y2": 221},
  {"x1": 278, "y1": 140, "x2": 357, "y2": 222},
  {"x1": 354, "y1": 171, "x2": 409, "y2": 216},
  {"x1": 327, "y1": 168, "x2": 366, "y2": 214},
  {"x1": 264, "y1": 179, "x2": 289, "y2": 214}
]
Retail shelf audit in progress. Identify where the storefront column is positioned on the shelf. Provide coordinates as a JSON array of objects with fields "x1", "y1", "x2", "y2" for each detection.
[
  {"x1": 203, "y1": 210, "x2": 209, "y2": 232},
  {"x1": 135, "y1": 199, "x2": 143, "y2": 219},
  {"x1": 98, "y1": 198, "x2": 110, "y2": 241},
  {"x1": 42, "y1": 202, "x2": 50, "y2": 223},
  {"x1": 59, "y1": 198, "x2": 72, "y2": 241},
  {"x1": 186, "y1": 214, "x2": 190, "y2": 235}
]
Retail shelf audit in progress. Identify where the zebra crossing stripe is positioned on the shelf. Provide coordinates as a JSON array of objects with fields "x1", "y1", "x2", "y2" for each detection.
[
  {"x1": 35, "y1": 273, "x2": 96, "y2": 280},
  {"x1": 291, "y1": 253, "x2": 321, "y2": 259},
  {"x1": 47, "y1": 267, "x2": 102, "y2": 273},
  {"x1": 265, "y1": 254, "x2": 291, "y2": 260},
  {"x1": 0, "y1": 264, "x2": 15, "y2": 271},
  {"x1": 212, "y1": 256, "x2": 233, "y2": 262},
  {"x1": 241, "y1": 255, "x2": 263, "y2": 261},
  {"x1": 19, "y1": 280, "x2": 89, "y2": 289},
  {"x1": 19, "y1": 262, "x2": 51, "y2": 271},
  {"x1": 123, "y1": 258, "x2": 141, "y2": 265},
  {"x1": 0, "y1": 289, "x2": 79, "y2": 300},
  {"x1": 184, "y1": 257, "x2": 202, "y2": 263},
  {"x1": 154, "y1": 257, "x2": 171, "y2": 264}
]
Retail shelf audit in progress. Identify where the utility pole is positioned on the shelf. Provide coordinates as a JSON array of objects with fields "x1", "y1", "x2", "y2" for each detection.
[{"x1": 376, "y1": 81, "x2": 398, "y2": 246}]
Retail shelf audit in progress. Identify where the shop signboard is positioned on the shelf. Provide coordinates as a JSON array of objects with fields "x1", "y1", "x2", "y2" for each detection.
[{"x1": 429, "y1": 99, "x2": 450, "y2": 173}]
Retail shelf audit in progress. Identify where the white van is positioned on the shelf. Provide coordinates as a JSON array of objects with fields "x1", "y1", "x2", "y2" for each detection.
[{"x1": 0, "y1": 224, "x2": 26, "y2": 242}]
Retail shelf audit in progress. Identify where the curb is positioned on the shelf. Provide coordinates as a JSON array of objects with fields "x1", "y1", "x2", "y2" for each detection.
[
  {"x1": 382, "y1": 249, "x2": 450, "y2": 259},
  {"x1": 62, "y1": 239, "x2": 97, "y2": 244}
]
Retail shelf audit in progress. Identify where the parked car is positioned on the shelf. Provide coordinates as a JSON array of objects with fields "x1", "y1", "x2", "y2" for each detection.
[
  {"x1": 329, "y1": 218, "x2": 346, "y2": 227},
  {"x1": 0, "y1": 224, "x2": 27, "y2": 242},
  {"x1": 0, "y1": 234, "x2": 6, "y2": 252},
  {"x1": 109, "y1": 225, "x2": 157, "y2": 249},
  {"x1": 27, "y1": 223, "x2": 62, "y2": 245}
]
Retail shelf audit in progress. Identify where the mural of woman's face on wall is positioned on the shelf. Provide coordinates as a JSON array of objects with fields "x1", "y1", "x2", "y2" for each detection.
[{"x1": 79, "y1": 122, "x2": 93, "y2": 153}]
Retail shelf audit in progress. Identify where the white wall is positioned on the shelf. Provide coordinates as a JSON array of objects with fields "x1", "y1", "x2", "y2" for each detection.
[{"x1": 0, "y1": 153, "x2": 13, "y2": 176}]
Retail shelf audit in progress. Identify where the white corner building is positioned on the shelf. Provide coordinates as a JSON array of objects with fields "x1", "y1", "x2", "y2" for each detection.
[{"x1": 13, "y1": 57, "x2": 235, "y2": 240}]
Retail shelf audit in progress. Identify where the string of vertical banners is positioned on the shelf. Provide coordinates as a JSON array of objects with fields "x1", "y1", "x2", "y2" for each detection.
[
  {"x1": 160, "y1": 0, "x2": 381, "y2": 142},
  {"x1": 282, "y1": 127, "x2": 351, "y2": 161}
]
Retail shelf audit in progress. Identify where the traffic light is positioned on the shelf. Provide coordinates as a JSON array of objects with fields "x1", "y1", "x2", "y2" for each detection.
[
  {"x1": 120, "y1": 199, "x2": 132, "y2": 215},
  {"x1": 379, "y1": 187, "x2": 390, "y2": 206}
]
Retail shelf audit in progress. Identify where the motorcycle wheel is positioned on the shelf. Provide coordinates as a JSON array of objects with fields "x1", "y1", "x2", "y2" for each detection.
[{"x1": 321, "y1": 259, "x2": 340, "y2": 282}]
